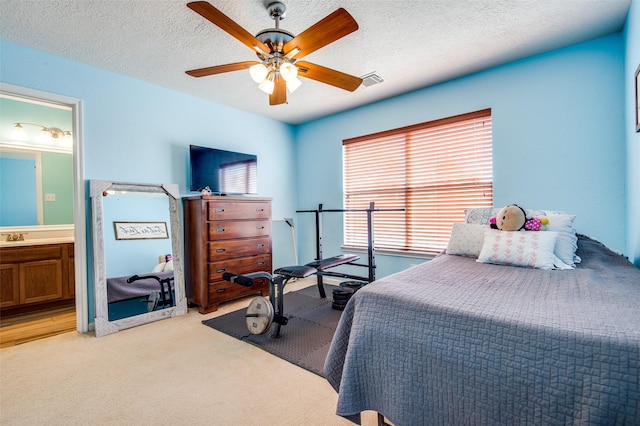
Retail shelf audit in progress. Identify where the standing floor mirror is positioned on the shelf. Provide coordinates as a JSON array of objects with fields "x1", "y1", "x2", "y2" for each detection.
[{"x1": 90, "y1": 180, "x2": 187, "y2": 337}]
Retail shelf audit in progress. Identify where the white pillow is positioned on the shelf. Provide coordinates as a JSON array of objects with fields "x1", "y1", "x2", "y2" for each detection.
[
  {"x1": 446, "y1": 224, "x2": 486, "y2": 257},
  {"x1": 524, "y1": 209, "x2": 580, "y2": 265},
  {"x1": 477, "y1": 229, "x2": 572, "y2": 270},
  {"x1": 151, "y1": 259, "x2": 173, "y2": 272},
  {"x1": 464, "y1": 207, "x2": 498, "y2": 225},
  {"x1": 544, "y1": 213, "x2": 579, "y2": 267}
]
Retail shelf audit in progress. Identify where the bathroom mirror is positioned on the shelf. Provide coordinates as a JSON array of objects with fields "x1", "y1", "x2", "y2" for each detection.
[
  {"x1": 0, "y1": 94, "x2": 74, "y2": 228},
  {"x1": 90, "y1": 180, "x2": 187, "y2": 337},
  {"x1": 0, "y1": 146, "x2": 73, "y2": 227}
]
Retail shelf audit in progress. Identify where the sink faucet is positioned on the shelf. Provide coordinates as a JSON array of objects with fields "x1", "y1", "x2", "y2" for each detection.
[{"x1": 2, "y1": 232, "x2": 26, "y2": 242}]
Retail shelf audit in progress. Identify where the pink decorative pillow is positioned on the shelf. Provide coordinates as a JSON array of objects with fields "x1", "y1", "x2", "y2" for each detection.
[{"x1": 477, "y1": 229, "x2": 571, "y2": 270}]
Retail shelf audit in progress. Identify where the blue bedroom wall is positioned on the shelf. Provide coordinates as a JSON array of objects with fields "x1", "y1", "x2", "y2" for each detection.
[
  {"x1": 0, "y1": 17, "x2": 635, "y2": 322},
  {"x1": 102, "y1": 195, "x2": 172, "y2": 278},
  {"x1": 624, "y1": 0, "x2": 640, "y2": 267},
  {"x1": 0, "y1": 40, "x2": 298, "y2": 322},
  {"x1": 295, "y1": 34, "x2": 627, "y2": 278}
]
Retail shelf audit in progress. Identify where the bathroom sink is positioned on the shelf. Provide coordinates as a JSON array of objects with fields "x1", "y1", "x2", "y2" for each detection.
[{"x1": 0, "y1": 237, "x2": 74, "y2": 247}]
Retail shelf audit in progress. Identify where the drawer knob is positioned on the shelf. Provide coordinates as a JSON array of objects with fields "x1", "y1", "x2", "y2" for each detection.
[
  {"x1": 216, "y1": 248, "x2": 226, "y2": 253},
  {"x1": 216, "y1": 288, "x2": 227, "y2": 294},
  {"x1": 256, "y1": 225, "x2": 264, "y2": 229},
  {"x1": 216, "y1": 228, "x2": 226, "y2": 233},
  {"x1": 257, "y1": 262, "x2": 265, "y2": 266},
  {"x1": 257, "y1": 243, "x2": 265, "y2": 248},
  {"x1": 216, "y1": 208, "x2": 225, "y2": 213},
  {"x1": 216, "y1": 268, "x2": 226, "y2": 273},
  {"x1": 256, "y1": 208, "x2": 264, "y2": 212}
]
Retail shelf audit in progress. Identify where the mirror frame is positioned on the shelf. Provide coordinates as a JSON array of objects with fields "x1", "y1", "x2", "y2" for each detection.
[{"x1": 90, "y1": 180, "x2": 187, "y2": 337}]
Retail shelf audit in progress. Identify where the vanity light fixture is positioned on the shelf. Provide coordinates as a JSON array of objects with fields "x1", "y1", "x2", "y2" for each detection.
[{"x1": 13, "y1": 122, "x2": 72, "y2": 143}]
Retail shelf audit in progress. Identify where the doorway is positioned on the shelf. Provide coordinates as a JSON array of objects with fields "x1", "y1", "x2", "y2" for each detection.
[{"x1": 0, "y1": 83, "x2": 87, "y2": 341}]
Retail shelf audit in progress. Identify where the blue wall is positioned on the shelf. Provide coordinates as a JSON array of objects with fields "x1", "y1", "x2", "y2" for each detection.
[
  {"x1": 0, "y1": 11, "x2": 637, "y2": 322},
  {"x1": 295, "y1": 34, "x2": 627, "y2": 277},
  {"x1": 1, "y1": 40, "x2": 298, "y2": 322},
  {"x1": 624, "y1": 0, "x2": 640, "y2": 266},
  {"x1": 0, "y1": 41, "x2": 298, "y2": 219},
  {"x1": 103, "y1": 194, "x2": 172, "y2": 278}
]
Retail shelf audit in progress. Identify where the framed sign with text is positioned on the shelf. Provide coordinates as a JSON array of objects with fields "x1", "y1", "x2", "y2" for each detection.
[{"x1": 113, "y1": 222, "x2": 169, "y2": 240}]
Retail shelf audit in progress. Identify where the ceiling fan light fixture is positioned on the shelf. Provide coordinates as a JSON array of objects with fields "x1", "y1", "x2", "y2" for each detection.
[
  {"x1": 249, "y1": 63, "x2": 268, "y2": 83},
  {"x1": 279, "y1": 62, "x2": 298, "y2": 81},
  {"x1": 286, "y1": 76, "x2": 302, "y2": 93},
  {"x1": 258, "y1": 71, "x2": 275, "y2": 95},
  {"x1": 185, "y1": 2, "x2": 361, "y2": 106}
]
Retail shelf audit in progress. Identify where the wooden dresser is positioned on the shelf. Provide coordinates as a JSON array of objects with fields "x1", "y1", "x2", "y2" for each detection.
[{"x1": 183, "y1": 196, "x2": 272, "y2": 313}]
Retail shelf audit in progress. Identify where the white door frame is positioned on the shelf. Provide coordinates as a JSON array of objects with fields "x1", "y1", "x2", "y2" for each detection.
[{"x1": 1, "y1": 82, "x2": 88, "y2": 332}]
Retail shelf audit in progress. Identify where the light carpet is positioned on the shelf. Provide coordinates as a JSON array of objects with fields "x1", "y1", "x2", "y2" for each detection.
[
  {"x1": 202, "y1": 284, "x2": 342, "y2": 377},
  {"x1": 0, "y1": 278, "x2": 380, "y2": 425}
]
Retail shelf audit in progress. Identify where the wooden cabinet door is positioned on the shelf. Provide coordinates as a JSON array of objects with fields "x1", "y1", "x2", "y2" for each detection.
[
  {"x1": 0, "y1": 264, "x2": 20, "y2": 308},
  {"x1": 19, "y1": 259, "x2": 63, "y2": 304}
]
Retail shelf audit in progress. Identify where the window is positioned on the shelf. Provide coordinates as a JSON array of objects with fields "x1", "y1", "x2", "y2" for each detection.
[
  {"x1": 220, "y1": 160, "x2": 257, "y2": 195},
  {"x1": 343, "y1": 109, "x2": 492, "y2": 255}
]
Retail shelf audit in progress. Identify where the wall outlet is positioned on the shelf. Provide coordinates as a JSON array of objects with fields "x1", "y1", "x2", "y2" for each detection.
[{"x1": 45, "y1": 193, "x2": 56, "y2": 202}]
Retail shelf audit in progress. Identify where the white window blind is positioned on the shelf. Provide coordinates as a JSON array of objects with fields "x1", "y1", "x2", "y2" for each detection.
[
  {"x1": 343, "y1": 109, "x2": 493, "y2": 255},
  {"x1": 220, "y1": 160, "x2": 257, "y2": 194}
]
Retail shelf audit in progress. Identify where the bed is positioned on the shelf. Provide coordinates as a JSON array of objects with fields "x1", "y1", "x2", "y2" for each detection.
[
  {"x1": 106, "y1": 270, "x2": 174, "y2": 304},
  {"x1": 324, "y1": 214, "x2": 640, "y2": 425},
  {"x1": 106, "y1": 257, "x2": 175, "y2": 304}
]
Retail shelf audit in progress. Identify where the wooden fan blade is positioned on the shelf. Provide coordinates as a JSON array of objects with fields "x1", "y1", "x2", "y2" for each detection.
[
  {"x1": 269, "y1": 77, "x2": 287, "y2": 105},
  {"x1": 283, "y1": 8, "x2": 358, "y2": 60},
  {"x1": 187, "y1": 2, "x2": 270, "y2": 54},
  {"x1": 296, "y1": 61, "x2": 362, "y2": 92},
  {"x1": 186, "y1": 61, "x2": 259, "y2": 77}
]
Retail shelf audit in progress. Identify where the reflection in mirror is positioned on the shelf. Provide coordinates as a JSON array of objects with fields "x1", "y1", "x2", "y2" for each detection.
[
  {"x1": 0, "y1": 94, "x2": 74, "y2": 229},
  {"x1": 0, "y1": 146, "x2": 73, "y2": 226},
  {"x1": 90, "y1": 181, "x2": 186, "y2": 337}
]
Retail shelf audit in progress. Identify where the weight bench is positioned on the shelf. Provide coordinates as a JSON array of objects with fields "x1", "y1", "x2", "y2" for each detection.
[
  {"x1": 126, "y1": 273, "x2": 175, "y2": 311},
  {"x1": 294, "y1": 254, "x2": 360, "y2": 298},
  {"x1": 222, "y1": 254, "x2": 359, "y2": 337}
]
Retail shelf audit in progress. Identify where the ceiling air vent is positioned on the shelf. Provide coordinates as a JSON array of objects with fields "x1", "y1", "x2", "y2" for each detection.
[{"x1": 360, "y1": 72, "x2": 384, "y2": 87}]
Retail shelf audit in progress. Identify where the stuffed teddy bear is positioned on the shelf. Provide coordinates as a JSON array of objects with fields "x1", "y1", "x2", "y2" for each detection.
[{"x1": 490, "y1": 204, "x2": 549, "y2": 231}]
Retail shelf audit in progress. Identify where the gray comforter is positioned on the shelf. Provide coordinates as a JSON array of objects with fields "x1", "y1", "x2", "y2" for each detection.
[
  {"x1": 325, "y1": 236, "x2": 640, "y2": 425},
  {"x1": 107, "y1": 270, "x2": 174, "y2": 303}
]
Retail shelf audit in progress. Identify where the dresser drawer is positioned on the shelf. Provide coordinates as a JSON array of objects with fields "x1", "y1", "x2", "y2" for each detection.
[
  {"x1": 208, "y1": 237, "x2": 270, "y2": 261},
  {"x1": 208, "y1": 278, "x2": 269, "y2": 304},
  {"x1": 208, "y1": 255, "x2": 272, "y2": 282},
  {"x1": 207, "y1": 220, "x2": 270, "y2": 240},
  {"x1": 207, "y1": 201, "x2": 270, "y2": 221}
]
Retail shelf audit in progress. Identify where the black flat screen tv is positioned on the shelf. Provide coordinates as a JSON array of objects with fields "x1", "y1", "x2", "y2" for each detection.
[{"x1": 189, "y1": 145, "x2": 258, "y2": 195}]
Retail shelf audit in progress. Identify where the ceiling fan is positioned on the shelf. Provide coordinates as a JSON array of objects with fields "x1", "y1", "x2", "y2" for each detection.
[{"x1": 185, "y1": 1, "x2": 363, "y2": 106}]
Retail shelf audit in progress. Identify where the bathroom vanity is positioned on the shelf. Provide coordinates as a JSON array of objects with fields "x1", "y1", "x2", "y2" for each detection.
[{"x1": 0, "y1": 228, "x2": 75, "y2": 315}]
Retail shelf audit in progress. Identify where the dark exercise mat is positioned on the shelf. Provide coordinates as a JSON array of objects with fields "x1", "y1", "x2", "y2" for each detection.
[{"x1": 202, "y1": 285, "x2": 342, "y2": 377}]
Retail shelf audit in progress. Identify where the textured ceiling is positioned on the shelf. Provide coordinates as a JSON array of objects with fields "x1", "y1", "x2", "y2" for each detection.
[{"x1": 0, "y1": 0, "x2": 631, "y2": 125}]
